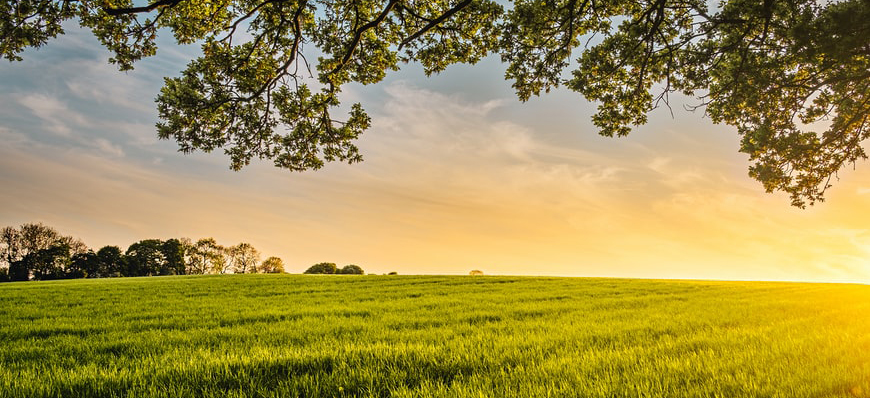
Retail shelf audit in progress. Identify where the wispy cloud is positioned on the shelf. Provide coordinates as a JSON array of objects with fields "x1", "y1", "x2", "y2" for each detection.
[
  {"x1": 17, "y1": 93, "x2": 86, "y2": 137},
  {"x1": 14, "y1": 93, "x2": 131, "y2": 158},
  {"x1": 94, "y1": 138, "x2": 125, "y2": 157}
]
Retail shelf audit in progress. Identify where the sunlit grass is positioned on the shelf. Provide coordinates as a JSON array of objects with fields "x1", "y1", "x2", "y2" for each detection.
[{"x1": 1, "y1": 275, "x2": 869, "y2": 397}]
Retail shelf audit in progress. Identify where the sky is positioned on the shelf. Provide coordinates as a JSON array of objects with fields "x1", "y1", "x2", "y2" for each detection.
[{"x1": 1, "y1": 25, "x2": 870, "y2": 283}]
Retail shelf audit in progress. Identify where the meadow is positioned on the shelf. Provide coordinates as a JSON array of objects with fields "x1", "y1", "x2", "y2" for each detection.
[{"x1": 0, "y1": 274, "x2": 868, "y2": 398}]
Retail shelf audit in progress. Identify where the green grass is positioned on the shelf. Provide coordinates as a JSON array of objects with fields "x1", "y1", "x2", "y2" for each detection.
[{"x1": 1, "y1": 275, "x2": 869, "y2": 398}]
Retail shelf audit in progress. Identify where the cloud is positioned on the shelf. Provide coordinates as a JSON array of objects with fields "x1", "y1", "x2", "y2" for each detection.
[
  {"x1": 95, "y1": 138, "x2": 125, "y2": 157},
  {"x1": 66, "y1": 78, "x2": 154, "y2": 114},
  {"x1": 13, "y1": 93, "x2": 133, "y2": 158},
  {"x1": 0, "y1": 126, "x2": 32, "y2": 147},
  {"x1": 17, "y1": 93, "x2": 87, "y2": 137},
  {"x1": 363, "y1": 82, "x2": 626, "y2": 190},
  {"x1": 2, "y1": 26, "x2": 180, "y2": 162}
]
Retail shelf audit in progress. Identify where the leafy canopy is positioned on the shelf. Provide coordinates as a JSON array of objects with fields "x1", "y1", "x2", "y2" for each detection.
[
  {"x1": 304, "y1": 262, "x2": 338, "y2": 274},
  {"x1": 2, "y1": 0, "x2": 868, "y2": 207}
]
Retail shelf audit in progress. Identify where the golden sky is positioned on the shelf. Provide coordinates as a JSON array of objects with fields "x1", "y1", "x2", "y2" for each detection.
[{"x1": 1, "y1": 28, "x2": 869, "y2": 283}]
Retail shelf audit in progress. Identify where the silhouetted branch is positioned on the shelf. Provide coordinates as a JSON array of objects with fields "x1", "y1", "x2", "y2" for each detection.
[
  {"x1": 399, "y1": 0, "x2": 473, "y2": 49},
  {"x1": 104, "y1": 0, "x2": 181, "y2": 15}
]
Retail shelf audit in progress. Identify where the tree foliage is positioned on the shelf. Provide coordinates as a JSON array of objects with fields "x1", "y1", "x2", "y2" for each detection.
[
  {"x1": 2, "y1": 223, "x2": 62, "y2": 268},
  {"x1": 159, "y1": 238, "x2": 187, "y2": 275},
  {"x1": 69, "y1": 250, "x2": 99, "y2": 278},
  {"x1": 0, "y1": 223, "x2": 86, "y2": 278},
  {"x1": 0, "y1": 222, "x2": 289, "y2": 282},
  {"x1": 258, "y1": 256, "x2": 285, "y2": 274},
  {"x1": 96, "y1": 245, "x2": 126, "y2": 277},
  {"x1": 227, "y1": 242, "x2": 260, "y2": 274},
  {"x1": 339, "y1": 264, "x2": 365, "y2": 275},
  {"x1": 304, "y1": 262, "x2": 338, "y2": 274},
  {"x1": 14, "y1": 244, "x2": 72, "y2": 281},
  {"x1": 3, "y1": 0, "x2": 868, "y2": 206},
  {"x1": 303, "y1": 262, "x2": 365, "y2": 274},
  {"x1": 189, "y1": 238, "x2": 226, "y2": 274},
  {"x1": 126, "y1": 239, "x2": 170, "y2": 276}
]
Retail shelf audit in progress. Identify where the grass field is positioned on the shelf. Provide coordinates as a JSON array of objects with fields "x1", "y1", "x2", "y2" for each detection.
[{"x1": 0, "y1": 275, "x2": 869, "y2": 398}]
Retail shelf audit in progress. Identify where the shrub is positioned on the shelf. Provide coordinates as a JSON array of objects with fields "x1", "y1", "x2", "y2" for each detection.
[
  {"x1": 304, "y1": 262, "x2": 337, "y2": 274},
  {"x1": 339, "y1": 264, "x2": 364, "y2": 275},
  {"x1": 259, "y1": 257, "x2": 284, "y2": 273}
]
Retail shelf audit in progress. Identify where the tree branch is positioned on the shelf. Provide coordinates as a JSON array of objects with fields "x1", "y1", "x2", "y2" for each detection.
[
  {"x1": 398, "y1": 0, "x2": 473, "y2": 49},
  {"x1": 329, "y1": 0, "x2": 398, "y2": 76},
  {"x1": 104, "y1": 0, "x2": 181, "y2": 16}
]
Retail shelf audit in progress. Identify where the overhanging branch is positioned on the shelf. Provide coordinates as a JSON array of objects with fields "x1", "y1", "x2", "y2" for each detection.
[
  {"x1": 398, "y1": 0, "x2": 473, "y2": 49},
  {"x1": 104, "y1": 0, "x2": 181, "y2": 16},
  {"x1": 329, "y1": 0, "x2": 398, "y2": 76}
]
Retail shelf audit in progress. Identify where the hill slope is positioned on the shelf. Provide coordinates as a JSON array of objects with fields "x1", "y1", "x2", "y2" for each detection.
[{"x1": 1, "y1": 275, "x2": 869, "y2": 397}]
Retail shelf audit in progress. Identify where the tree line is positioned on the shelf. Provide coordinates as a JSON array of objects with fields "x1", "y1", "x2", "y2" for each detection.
[{"x1": 0, "y1": 222, "x2": 284, "y2": 282}]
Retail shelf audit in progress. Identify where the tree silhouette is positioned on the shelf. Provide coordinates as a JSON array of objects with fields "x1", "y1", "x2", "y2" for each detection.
[
  {"x1": 96, "y1": 245, "x2": 126, "y2": 277},
  {"x1": 126, "y1": 239, "x2": 168, "y2": 276},
  {"x1": 162, "y1": 239, "x2": 188, "y2": 275},
  {"x1": 69, "y1": 251, "x2": 100, "y2": 278},
  {"x1": 23, "y1": 244, "x2": 72, "y2": 281}
]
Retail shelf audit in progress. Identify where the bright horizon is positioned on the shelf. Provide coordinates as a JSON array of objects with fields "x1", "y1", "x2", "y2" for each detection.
[{"x1": 1, "y1": 26, "x2": 869, "y2": 283}]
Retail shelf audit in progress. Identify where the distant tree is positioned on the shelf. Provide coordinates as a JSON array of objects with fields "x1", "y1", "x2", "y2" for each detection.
[
  {"x1": 27, "y1": 244, "x2": 72, "y2": 281},
  {"x1": 18, "y1": 223, "x2": 64, "y2": 256},
  {"x1": 126, "y1": 239, "x2": 168, "y2": 276},
  {"x1": 216, "y1": 246, "x2": 238, "y2": 274},
  {"x1": 226, "y1": 243, "x2": 260, "y2": 274},
  {"x1": 258, "y1": 257, "x2": 285, "y2": 274},
  {"x1": 339, "y1": 264, "x2": 365, "y2": 275},
  {"x1": 189, "y1": 238, "x2": 225, "y2": 275},
  {"x1": 387, "y1": 271, "x2": 398, "y2": 275},
  {"x1": 304, "y1": 262, "x2": 338, "y2": 275},
  {"x1": 469, "y1": 270, "x2": 484, "y2": 276},
  {"x1": 0, "y1": 226, "x2": 21, "y2": 271},
  {"x1": 1, "y1": 223, "x2": 89, "y2": 278},
  {"x1": 58, "y1": 236, "x2": 89, "y2": 257},
  {"x1": 69, "y1": 251, "x2": 100, "y2": 278},
  {"x1": 1, "y1": 223, "x2": 64, "y2": 270},
  {"x1": 161, "y1": 238, "x2": 187, "y2": 275},
  {"x1": 178, "y1": 237, "x2": 197, "y2": 274},
  {"x1": 96, "y1": 245, "x2": 125, "y2": 277},
  {"x1": 213, "y1": 246, "x2": 232, "y2": 274},
  {"x1": 8, "y1": 258, "x2": 30, "y2": 281}
]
